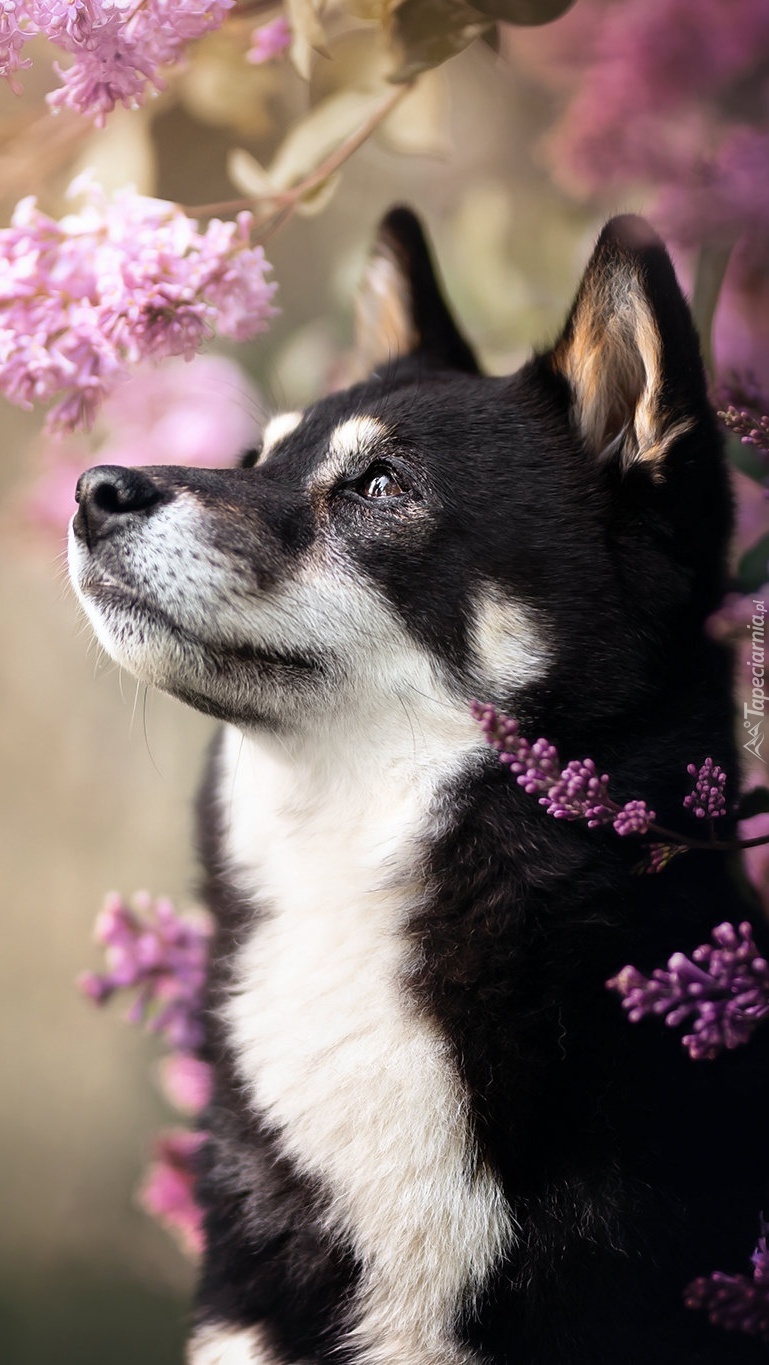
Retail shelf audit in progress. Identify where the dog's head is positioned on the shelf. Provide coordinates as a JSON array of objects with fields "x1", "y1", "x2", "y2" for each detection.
[{"x1": 68, "y1": 210, "x2": 729, "y2": 737}]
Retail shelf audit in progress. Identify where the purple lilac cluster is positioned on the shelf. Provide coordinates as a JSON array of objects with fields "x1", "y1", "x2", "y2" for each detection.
[
  {"x1": 471, "y1": 701, "x2": 656, "y2": 836},
  {"x1": 683, "y1": 758, "x2": 728, "y2": 820},
  {"x1": 2, "y1": 1, "x2": 234, "y2": 124},
  {"x1": 535, "y1": 0, "x2": 769, "y2": 250},
  {"x1": 79, "y1": 890, "x2": 212, "y2": 1051},
  {"x1": 686, "y1": 1221, "x2": 769, "y2": 1341},
  {"x1": 607, "y1": 922, "x2": 769, "y2": 1060},
  {"x1": 80, "y1": 890, "x2": 213, "y2": 1258},
  {"x1": 0, "y1": 179, "x2": 277, "y2": 430}
]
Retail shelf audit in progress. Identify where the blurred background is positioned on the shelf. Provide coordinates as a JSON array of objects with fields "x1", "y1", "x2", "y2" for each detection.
[{"x1": 1, "y1": 4, "x2": 767, "y2": 1361}]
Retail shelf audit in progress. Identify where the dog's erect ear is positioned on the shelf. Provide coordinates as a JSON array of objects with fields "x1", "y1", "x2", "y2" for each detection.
[
  {"x1": 547, "y1": 216, "x2": 707, "y2": 479},
  {"x1": 354, "y1": 207, "x2": 479, "y2": 376}
]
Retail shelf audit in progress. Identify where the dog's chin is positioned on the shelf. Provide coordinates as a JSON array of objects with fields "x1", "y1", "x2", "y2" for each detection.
[{"x1": 72, "y1": 574, "x2": 326, "y2": 729}]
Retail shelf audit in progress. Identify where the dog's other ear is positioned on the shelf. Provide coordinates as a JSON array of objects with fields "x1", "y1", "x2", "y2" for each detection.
[
  {"x1": 354, "y1": 207, "x2": 479, "y2": 376},
  {"x1": 547, "y1": 216, "x2": 707, "y2": 479}
]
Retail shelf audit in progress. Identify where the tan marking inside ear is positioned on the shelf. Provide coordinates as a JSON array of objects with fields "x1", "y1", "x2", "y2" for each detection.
[
  {"x1": 354, "y1": 246, "x2": 418, "y2": 376},
  {"x1": 260, "y1": 411, "x2": 303, "y2": 463},
  {"x1": 554, "y1": 270, "x2": 692, "y2": 480}
]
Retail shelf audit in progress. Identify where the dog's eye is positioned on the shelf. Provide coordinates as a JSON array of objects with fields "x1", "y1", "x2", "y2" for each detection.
[{"x1": 358, "y1": 464, "x2": 409, "y2": 500}]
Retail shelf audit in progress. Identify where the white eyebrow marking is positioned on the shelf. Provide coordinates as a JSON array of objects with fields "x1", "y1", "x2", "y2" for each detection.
[
  {"x1": 260, "y1": 411, "x2": 303, "y2": 461},
  {"x1": 313, "y1": 415, "x2": 387, "y2": 487},
  {"x1": 330, "y1": 416, "x2": 386, "y2": 461}
]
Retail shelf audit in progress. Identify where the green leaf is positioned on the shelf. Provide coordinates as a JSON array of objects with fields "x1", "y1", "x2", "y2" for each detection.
[
  {"x1": 471, "y1": 0, "x2": 575, "y2": 22},
  {"x1": 690, "y1": 240, "x2": 733, "y2": 380},
  {"x1": 389, "y1": 0, "x2": 492, "y2": 82},
  {"x1": 738, "y1": 788, "x2": 769, "y2": 821},
  {"x1": 735, "y1": 532, "x2": 769, "y2": 594},
  {"x1": 725, "y1": 431, "x2": 769, "y2": 487}
]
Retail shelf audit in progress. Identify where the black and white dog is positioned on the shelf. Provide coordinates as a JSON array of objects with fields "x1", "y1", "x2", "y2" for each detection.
[{"x1": 69, "y1": 210, "x2": 769, "y2": 1364}]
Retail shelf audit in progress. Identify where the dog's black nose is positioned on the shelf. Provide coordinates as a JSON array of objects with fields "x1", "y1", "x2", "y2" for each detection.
[{"x1": 73, "y1": 465, "x2": 164, "y2": 545}]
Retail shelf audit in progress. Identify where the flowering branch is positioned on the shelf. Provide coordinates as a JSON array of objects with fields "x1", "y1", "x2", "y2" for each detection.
[
  {"x1": 471, "y1": 701, "x2": 769, "y2": 860},
  {"x1": 185, "y1": 78, "x2": 414, "y2": 235},
  {"x1": 719, "y1": 402, "x2": 769, "y2": 462},
  {"x1": 607, "y1": 922, "x2": 769, "y2": 1060},
  {"x1": 686, "y1": 1221, "x2": 769, "y2": 1341}
]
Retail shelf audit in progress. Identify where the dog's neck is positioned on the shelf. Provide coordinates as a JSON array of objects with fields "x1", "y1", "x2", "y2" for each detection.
[{"x1": 216, "y1": 689, "x2": 485, "y2": 902}]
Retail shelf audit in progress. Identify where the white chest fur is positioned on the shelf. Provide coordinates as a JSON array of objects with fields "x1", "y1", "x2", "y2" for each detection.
[{"x1": 219, "y1": 710, "x2": 513, "y2": 1365}]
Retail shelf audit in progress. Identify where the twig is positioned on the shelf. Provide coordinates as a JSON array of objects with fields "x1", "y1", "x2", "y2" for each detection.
[{"x1": 184, "y1": 79, "x2": 414, "y2": 230}]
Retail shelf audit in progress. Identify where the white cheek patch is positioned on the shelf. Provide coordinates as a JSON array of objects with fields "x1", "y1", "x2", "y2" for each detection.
[
  {"x1": 470, "y1": 584, "x2": 550, "y2": 700},
  {"x1": 187, "y1": 1324, "x2": 275, "y2": 1365},
  {"x1": 259, "y1": 411, "x2": 303, "y2": 462}
]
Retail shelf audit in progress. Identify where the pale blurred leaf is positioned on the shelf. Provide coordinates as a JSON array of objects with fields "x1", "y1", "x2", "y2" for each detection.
[
  {"x1": 178, "y1": 34, "x2": 283, "y2": 137},
  {"x1": 389, "y1": 0, "x2": 491, "y2": 82},
  {"x1": 286, "y1": 0, "x2": 329, "y2": 80},
  {"x1": 295, "y1": 171, "x2": 342, "y2": 215},
  {"x1": 309, "y1": 27, "x2": 450, "y2": 155},
  {"x1": 227, "y1": 86, "x2": 385, "y2": 209},
  {"x1": 270, "y1": 88, "x2": 385, "y2": 187},
  {"x1": 311, "y1": 27, "x2": 392, "y2": 101},
  {"x1": 346, "y1": 0, "x2": 395, "y2": 15},
  {"x1": 378, "y1": 68, "x2": 452, "y2": 156},
  {"x1": 471, "y1": 0, "x2": 575, "y2": 20},
  {"x1": 227, "y1": 148, "x2": 279, "y2": 201},
  {"x1": 71, "y1": 107, "x2": 156, "y2": 196}
]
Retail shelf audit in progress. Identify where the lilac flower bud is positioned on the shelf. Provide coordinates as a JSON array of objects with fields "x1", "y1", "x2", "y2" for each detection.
[
  {"x1": 613, "y1": 799, "x2": 656, "y2": 836},
  {"x1": 719, "y1": 403, "x2": 769, "y2": 460},
  {"x1": 683, "y1": 758, "x2": 728, "y2": 819},
  {"x1": 540, "y1": 758, "x2": 613, "y2": 826}
]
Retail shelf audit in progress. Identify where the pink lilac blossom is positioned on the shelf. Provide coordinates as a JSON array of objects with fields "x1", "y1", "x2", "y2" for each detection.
[
  {"x1": 686, "y1": 1221, "x2": 769, "y2": 1341},
  {"x1": 607, "y1": 922, "x2": 769, "y2": 1060},
  {"x1": 471, "y1": 701, "x2": 656, "y2": 836},
  {"x1": 508, "y1": 0, "x2": 769, "y2": 258},
  {"x1": 0, "y1": 1, "x2": 35, "y2": 93},
  {"x1": 538, "y1": 0, "x2": 769, "y2": 195},
  {"x1": 1, "y1": 0, "x2": 235, "y2": 123},
  {"x1": 79, "y1": 890, "x2": 212, "y2": 1051},
  {"x1": 247, "y1": 15, "x2": 291, "y2": 65},
  {"x1": 0, "y1": 180, "x2": 277, "y2": 432},
  {"x1": 137, "y1": 1128, "x2": 206, "y2": 1258},
  {"x1": 683, "y1": 758, "x2": 728, "y2": 820},
  {"x1": 159, "y1": 1054, "x2": 213, "y2": 1115}
]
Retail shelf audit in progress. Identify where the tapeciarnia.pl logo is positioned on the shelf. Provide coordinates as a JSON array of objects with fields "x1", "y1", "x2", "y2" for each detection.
[{"x1": 744, "y1": 598, "x2": 766, "y2": 760}]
